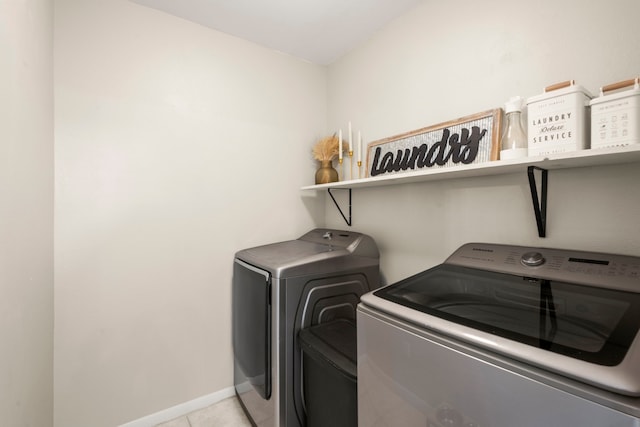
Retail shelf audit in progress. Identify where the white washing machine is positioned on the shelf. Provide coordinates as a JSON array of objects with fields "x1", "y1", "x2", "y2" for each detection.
[
  {"x1": 233, "y1": 229, "x2": 380, "y2": 427},
  {"x1": 358, "y1": 243, "x2": 640, "y2": 427}
]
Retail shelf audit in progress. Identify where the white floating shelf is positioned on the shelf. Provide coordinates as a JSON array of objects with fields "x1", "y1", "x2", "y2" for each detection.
[{"x1": 301, "y1": 145, "x2": 640, "y2": 191}]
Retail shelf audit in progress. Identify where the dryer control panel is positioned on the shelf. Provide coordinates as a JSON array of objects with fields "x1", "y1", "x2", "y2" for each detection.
[{"x1": 298, "y1": 229, "x2": 380, "y2": 258}]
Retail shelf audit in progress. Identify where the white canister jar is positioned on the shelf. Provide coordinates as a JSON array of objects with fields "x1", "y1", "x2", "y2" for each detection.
[
  {"x1": 590, "y1": 77, "x2": 640, "y2": 149},
  {"x1": 526, "y1": 80, "x2": 592, "y2": 157}
]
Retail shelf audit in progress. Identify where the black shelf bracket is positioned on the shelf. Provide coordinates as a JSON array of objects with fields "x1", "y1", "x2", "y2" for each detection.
[
  {"x1": 327, "y1": 188, "x2": 352, "y2": 227},
  {"x1": 527, "y1": 166, "x2": 548, "y2": 238}
]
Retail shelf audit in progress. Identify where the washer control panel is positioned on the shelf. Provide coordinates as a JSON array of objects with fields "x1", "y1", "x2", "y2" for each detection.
[
  {"x1": 521, "y1": 251, "x2": 545, "y2": 267},
  {"x1": 446, "y1": 243, "x2": 640, "y2": 292}
]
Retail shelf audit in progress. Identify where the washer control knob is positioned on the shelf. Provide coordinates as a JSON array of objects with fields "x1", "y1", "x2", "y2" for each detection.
[{"x1": 521, "y1": 251, "x2": 545, "y2": 267}]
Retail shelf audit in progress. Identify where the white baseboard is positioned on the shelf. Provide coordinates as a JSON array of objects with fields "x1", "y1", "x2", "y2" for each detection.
[{"x1": 118, "y1": 386, "x2": 236, "y2": 427}]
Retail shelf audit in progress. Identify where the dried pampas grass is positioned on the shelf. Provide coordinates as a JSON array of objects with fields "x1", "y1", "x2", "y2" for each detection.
[{"x1": 312, "y1": 134, "x2": 349, "y2": 162}]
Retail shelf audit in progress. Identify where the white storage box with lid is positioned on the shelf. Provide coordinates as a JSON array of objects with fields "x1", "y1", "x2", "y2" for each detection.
[
  {"x1": 590, "y1": 78, "x2": 640, "y2": 149},
  {"x1": 526, "y1": 80, "x2": 592, "y2": 157}
]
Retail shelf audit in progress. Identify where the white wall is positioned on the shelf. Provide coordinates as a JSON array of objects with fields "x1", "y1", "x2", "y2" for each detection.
[
  {"x1": 326, "y1": 0, "x2": 640, "y2": 284},
  {"x1": 54, "y1": 1, "x2": 326, "y2": 425},
  {"x1": 0, "y1": 0, "x2": 54, "y2": 425}
]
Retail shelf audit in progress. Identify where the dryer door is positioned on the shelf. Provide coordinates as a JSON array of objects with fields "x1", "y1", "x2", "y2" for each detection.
[{"x1": 233, "y1": 259, "x2": 271, "y2": 399}]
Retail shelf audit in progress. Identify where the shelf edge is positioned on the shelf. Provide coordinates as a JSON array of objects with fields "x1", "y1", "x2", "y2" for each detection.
[{"x1": 300, "y1": 145, "x2": 640, "y2": 191}]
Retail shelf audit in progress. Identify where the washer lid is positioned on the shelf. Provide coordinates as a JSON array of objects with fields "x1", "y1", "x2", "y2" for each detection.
[{"x1": 373, "y1": 263, "x2": 640, "y2": 367}]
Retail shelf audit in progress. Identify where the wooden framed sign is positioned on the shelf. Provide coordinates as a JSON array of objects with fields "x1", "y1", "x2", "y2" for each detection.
[{"x1": 366, "y1": 109, "x2": 502, "y2": 178}]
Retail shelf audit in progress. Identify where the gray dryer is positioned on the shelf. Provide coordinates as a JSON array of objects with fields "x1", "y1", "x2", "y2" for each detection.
[{"x1": 232, "y1": 229, "x2": 380, "y2": 427}]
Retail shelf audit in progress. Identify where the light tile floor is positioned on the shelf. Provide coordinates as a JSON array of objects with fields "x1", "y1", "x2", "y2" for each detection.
[{"x1": 156, "y1": 396, "x2": 252, "y2": 427}]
